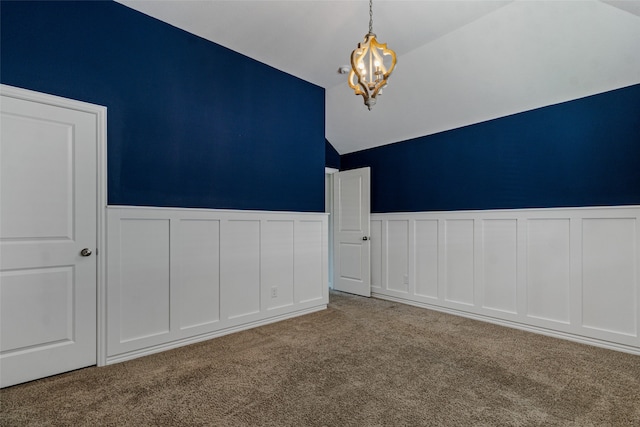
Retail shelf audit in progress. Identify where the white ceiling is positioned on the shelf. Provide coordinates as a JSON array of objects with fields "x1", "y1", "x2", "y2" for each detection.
[{"x1": 117, "y1": 0, "x2": 640, "y2": 154}]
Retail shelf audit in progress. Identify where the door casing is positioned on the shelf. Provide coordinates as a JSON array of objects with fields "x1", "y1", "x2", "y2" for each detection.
[
  {"x1": 325, "y1": 167, "x2": 338, "y2": 289},
  {"x1": 332, "y1": 167, "x2": 371, "y2": 297},
  {"x1": 0, "y1": 84, "x2": 108, "y2": 367}
]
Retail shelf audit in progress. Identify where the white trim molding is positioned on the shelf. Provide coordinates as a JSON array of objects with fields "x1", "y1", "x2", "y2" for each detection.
[
  {"x1": 371, "y1": 205, "x2": 640, "y2": 355},
  {"x1": 0, "y1": 84, "x2": 109, "y2": 367},
  {"x1": 106, "y1": 206, "x2": 328, "y2": 363}
]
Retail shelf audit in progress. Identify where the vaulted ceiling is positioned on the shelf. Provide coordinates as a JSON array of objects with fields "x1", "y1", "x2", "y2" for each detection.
[{"x1": 116, "y1": 1, "x2": 640, "y2": 154}]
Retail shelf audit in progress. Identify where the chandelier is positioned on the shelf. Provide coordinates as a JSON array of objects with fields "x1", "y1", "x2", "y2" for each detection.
[{"x1": 348, "y1": 0, "x2": 397, "y2": 110}]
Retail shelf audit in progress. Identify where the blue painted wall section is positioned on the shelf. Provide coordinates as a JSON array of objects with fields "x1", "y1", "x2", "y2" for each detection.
[
  {"x1": 325, "y1": 140, "x2": 341, "y2": 170},
  {"x1": 1, "y1": 1, "x2": 325, "y2": 212},
  {"x1": 342, "y1": 84, "x2": 640, "y2": 213}
]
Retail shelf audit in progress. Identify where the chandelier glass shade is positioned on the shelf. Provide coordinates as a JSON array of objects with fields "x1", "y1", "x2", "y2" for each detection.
[{"x1": 348, "y1": 0, "x2": 397, "y2": 110}]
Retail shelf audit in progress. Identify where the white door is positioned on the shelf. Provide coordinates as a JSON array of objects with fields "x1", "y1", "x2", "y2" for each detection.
[
  {"x1": 333, "y1": 167, "x2": 371, "y2": 297},
  {"x1": 0, "y1": 87, "x2": 98, "y2": 387}
]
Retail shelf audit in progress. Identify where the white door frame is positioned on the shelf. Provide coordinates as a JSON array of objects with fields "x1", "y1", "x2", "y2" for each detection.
[
  {"x1": 325, "y1": 167, "x2": 339, "y2": 289},
  {"x1": 332, "y1": 167, "x2": 371, "y2": 297},
  {"x1": 1, "y1": 84, "x2": 108, "y2": 367}
]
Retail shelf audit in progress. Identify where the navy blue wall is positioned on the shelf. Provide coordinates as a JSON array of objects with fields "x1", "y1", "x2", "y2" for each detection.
[
  {"x1": 325, "y1": 140, "x2": 341, "y2": 170},
  {"x1": 1, "y1": 1, "x2": 325, "y2": 212},
  {"x1": 342, "y1": 84, "x2": 640, "y2": 213}
]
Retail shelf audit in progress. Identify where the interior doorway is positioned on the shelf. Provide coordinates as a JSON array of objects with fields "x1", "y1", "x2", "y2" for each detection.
[
  {"x1": 325, "y1": 167, "x2": 338, "y2": 289},
  {"x1": 326, "y1": 167, "x2": 371, "y2": 297},
  {"x1": 0, "y1": 85, "x2": 107, "y2": 387}
]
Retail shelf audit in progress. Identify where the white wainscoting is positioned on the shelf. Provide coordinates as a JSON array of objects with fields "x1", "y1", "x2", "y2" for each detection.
[
  {"x1": 371, "y1": 206, "x2": 640, "y2": 354},
  {"x1": 107, "y1": 206, "x2": 328, "y2": 363}
]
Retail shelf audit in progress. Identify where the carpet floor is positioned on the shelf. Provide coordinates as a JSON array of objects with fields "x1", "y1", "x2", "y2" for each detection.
[{"x1": 1, "y1": 291, "x2": 639, "y2": 426}]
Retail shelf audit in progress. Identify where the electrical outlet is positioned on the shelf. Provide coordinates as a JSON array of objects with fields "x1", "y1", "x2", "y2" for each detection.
[
  {"x1": 271, "y1": 287, "x2": 278, "y2": 298},
  {"x1": 403, "y1": 275, "x2": 409, "y2": 285}
]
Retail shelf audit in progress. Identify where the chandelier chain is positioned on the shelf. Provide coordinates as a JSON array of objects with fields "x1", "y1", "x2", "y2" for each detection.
[{"x1": 369, "y1": 0, "x2": 373, "y2": 34}]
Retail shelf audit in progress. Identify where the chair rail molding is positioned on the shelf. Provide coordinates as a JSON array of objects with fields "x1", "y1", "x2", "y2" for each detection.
[{"x1": 371, "y1": 205, "x2": 640, "y2": 354}]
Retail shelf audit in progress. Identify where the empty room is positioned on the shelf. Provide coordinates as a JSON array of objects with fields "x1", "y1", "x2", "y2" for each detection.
[{"x1": 1, "y1": 0, "x2": 639, "y2": 425}]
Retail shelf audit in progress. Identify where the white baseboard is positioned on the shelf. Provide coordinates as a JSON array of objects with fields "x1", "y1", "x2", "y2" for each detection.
[
  {"x1": 371, "y1": 205, "x2": 640, "y2": 353},
  {"x1": 106, "y1": 206, "x2": 329, "y2": 361},
  {"x1": 106, "y1": 305, "x2": 327, "y2": 364},
  {"x1": 373, "y1": 292, "x2": 639, "y2": 356}
]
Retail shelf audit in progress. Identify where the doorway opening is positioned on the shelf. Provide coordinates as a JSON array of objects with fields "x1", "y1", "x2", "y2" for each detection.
[{"x1": 325, "y1": 167, "x2": 338, "y2": 289}]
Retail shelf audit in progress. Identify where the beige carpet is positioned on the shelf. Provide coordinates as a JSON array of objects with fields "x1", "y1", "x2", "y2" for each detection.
[{"x1": 1, "y1": 291, "x2": 639, "y2": 426}]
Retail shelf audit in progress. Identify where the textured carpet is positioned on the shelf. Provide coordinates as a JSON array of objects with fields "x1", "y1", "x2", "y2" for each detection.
[{"x1": 1, "y1": 291, "x2": 639, "y2": 426}]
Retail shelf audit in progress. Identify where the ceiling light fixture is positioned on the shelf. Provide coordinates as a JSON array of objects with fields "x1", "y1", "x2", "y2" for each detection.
[{"x1": 348, "y1": 0, "x2": 397, "y2": 110}]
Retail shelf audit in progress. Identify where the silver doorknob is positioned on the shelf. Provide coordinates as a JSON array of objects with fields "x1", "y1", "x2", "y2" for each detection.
[
  {"x1": 80, "y1": 248, "x2": 92, "y2": 257},
  {"x1": 362, "y1": 236, "x2": 369, "y2": 241}
]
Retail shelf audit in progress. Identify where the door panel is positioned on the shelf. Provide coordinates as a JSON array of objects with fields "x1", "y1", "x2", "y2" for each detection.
[
  {"x1": 0, "y1": 91, "x2": 97, "y2": 388},
  {"x1": 0, "y1": 267, "x2": 74, "y2": 351},
  {"x1": 333, "y1": 167, "x2": 371, "y2": 297}
]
